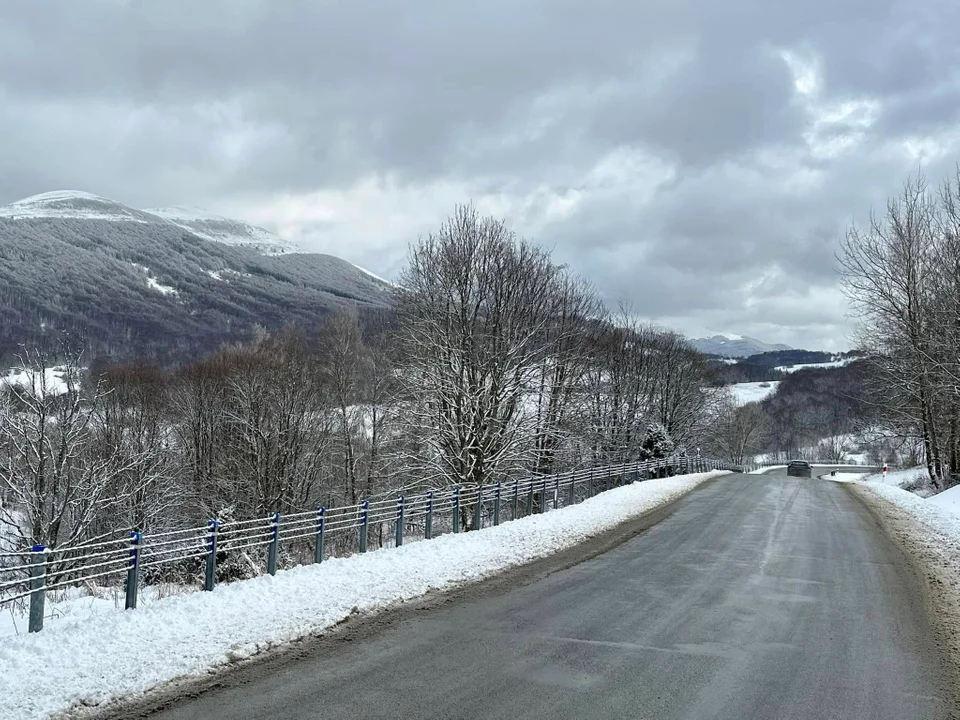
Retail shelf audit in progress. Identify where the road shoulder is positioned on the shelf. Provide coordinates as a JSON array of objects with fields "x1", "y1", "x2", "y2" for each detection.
[{"x1": 844, "y1": 482, "x2": 960, "y2": 716}]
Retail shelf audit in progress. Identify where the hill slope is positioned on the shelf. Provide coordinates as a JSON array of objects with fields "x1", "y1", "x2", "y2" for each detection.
[{"x1": 0, "y1": 192, "x2": 393, "y2": 364}]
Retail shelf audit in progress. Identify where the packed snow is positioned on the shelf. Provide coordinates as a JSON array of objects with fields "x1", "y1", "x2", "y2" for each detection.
[
  {"x1": 0, "y1": 470, "x2": 727, "y2": 719},
  {"x1": 729, "y1": 381, "x2": 780, "y2": 406},
  {"x1": 854, "y1": 481, "x2": 960, "y2": 544}
]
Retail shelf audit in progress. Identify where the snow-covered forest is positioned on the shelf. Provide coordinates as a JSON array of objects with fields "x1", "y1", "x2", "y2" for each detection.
[{"x1": 0, "y1": 205, "x2": 717, "y2": 555}]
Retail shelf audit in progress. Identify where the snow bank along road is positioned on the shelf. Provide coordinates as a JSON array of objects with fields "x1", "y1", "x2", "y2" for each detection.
[
  {"x1": 122, "y1": 469, "x2": 955, "y2": 720},
  {"x1": 1, "y1": 470, "x2": 725, "y2": 720}
]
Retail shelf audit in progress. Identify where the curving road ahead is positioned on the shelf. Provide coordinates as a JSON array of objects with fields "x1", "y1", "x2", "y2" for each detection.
[{"x1": 138, "y1": 469, "x2": 952, "y2": 719}]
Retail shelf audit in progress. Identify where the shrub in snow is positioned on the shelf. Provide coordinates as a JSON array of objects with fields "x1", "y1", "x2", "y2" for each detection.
[{"x1": 638, "y1": 423, "x2": 675, "y2": 462}]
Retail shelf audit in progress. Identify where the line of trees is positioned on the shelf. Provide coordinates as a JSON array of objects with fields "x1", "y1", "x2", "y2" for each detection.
[
  {"x1": 0, "y1": 205, "x2": 719, "y2": 550},
  {"x1": 839, "y1": 168, "x2": 960, "y2": 490}
]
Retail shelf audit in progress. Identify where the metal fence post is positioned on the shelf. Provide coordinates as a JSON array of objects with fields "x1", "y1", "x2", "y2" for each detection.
[
  {"x1": 359, "y1": 500, "x2": 369, "y2": 552},
  {"x1": 125, "y1": 530, "x2": 142, "y2": 610},
  {"x1": 425, "y1": 491, "x2": 434, "y2": 540},
  {"x1": 540, "y1": 476, "x2": 547, "y2": 513},
  {"x1": 473, "y1": 488, "x2": 483, "y2": 531},
  {"x1": 554, "y1": 477, "x2": 560, "y2": 509},
  {"x1": 493, "y1": 483, "x2": 501, "y2": 526},
  {"x1": 526, "y1": 479, "x2": 534, "y2": 515},
  {"x1": 605, "y1": 468, "x2": 611, "y2": 492},
  {"x1": 452, "y1": 487, "x2": 461, "y2": 533},
  {"x1": 589, "y1": 468, "x2": 595, "y2": 497},
  {"x1": 315, "y1": 506, "x2": 326, "y2": 563},
  {"x1": 204, "y1": 520, "x2": 218, "y2": 592},
  {"x1": 28, "y1": 545, "x2": 47, "y2": 633},
  {"x1": 512, "y1": 479, "x2": 519, "y2": 519},
  {"x1": 568, "y1": 475, "x2": 576, "y2": 506},
  {"x1": 395, "y1": 495, "x2": 405, "y2": 547},
  {"x1": 267, "y1": 513, "x2": 281, "y2": 576}
]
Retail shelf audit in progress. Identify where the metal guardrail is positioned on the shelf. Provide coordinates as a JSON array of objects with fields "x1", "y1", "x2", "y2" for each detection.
[{"x1": 0, "y1": 455, "x2": 740, "y2": 632}]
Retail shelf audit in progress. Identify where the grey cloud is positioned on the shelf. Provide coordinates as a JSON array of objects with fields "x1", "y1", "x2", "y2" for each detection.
[{"x1": 0, "y1": 0, "x2": 956, "y2": 348}]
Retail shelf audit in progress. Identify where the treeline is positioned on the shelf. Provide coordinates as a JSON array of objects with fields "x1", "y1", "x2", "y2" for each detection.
[
  {"x1": 705, "y1": 362, "x2": 868, "y2": 465},
  {"x1": 840, "y1": 168, "x2": 960, "y2": 490},
  {"x1": 711, "y1": 350, "x2": 862, "y2": 384},
  {"x1": 0, "y1": 205, "x2": 717, "y2": 551}
]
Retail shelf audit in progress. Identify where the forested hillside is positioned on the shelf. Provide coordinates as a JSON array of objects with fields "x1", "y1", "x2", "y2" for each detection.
[{"x1": 0, "y1": 209, "x2": 392, "y2": 365}]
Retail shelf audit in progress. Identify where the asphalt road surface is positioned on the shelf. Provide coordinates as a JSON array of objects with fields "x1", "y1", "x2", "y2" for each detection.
[{"x1": 146, "y1": 469, "x2": 951, "y2": 719}]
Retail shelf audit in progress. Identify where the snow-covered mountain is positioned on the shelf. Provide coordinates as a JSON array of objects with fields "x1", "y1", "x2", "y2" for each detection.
[
  {"x1": 0, "y1": 190, "x2": 393, "y2": 364},
  {"x1": 689, "y1": 333, "x2": 793, "y2": 358},
  {"x1": 145, "y1": 206, "x2": 299, "y2": 256}
]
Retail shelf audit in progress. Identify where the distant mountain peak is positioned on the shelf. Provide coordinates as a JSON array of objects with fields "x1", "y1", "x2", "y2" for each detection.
[
  {"x1": 0, "y1": 190, "x2": 162, "y2": 223},
  {"x1": 689, "y1": 333, "x2": 793, "y2": 358}
]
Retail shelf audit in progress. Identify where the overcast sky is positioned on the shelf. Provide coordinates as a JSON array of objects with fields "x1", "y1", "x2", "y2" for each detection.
[{"x1": 1, "y1": 0, "x2": 958, "y2": 350}]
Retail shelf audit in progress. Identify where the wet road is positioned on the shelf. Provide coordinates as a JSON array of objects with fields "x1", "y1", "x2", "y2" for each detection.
[{"x1": 148, "y1": 470, "x2": 949, "y2": 719}]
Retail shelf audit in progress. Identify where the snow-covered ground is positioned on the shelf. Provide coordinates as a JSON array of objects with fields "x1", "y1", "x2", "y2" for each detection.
[
  {"x1": 850, "y1": 466, "x2": 935, "y2": 496},
  {"x1": 2, "y1": 366, "x2": 71, "y2": 397},
  {"x1": 0, "y1": 470, "x2": 727, "y2": 720},
  {"x1": 729, "y1": 380, "x2": 779, "y2": 406},
  {"x1": 774, "y1": 357, "x2": 853, "y2": 373},
  {"x1": 848, "y1": 481, "x2": 960, "y2": 550}
]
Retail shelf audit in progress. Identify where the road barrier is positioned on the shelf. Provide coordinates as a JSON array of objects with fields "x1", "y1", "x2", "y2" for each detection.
[{"x1": 0, "y1": 455, "x2": 742, "y2": 632}]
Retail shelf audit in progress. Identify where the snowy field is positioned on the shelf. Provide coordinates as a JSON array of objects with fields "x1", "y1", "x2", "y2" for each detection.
[
  {"x1": 0, "y1": 470, "x2": 728, "y2": 720},
  {"x1": 774, "y1": 357, "x2": 854, "y2": 373},
  {"x1": 729, "y1": 381, "x2": 779, "y2": 405}
]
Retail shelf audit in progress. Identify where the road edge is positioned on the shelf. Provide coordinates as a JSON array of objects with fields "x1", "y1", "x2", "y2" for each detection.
[
  {"x1": 842, "y1": 482, "x2": 960, "y2": 716},
  {"x1": 74, "y1": 472, "x2": 729, "y2": 720}
]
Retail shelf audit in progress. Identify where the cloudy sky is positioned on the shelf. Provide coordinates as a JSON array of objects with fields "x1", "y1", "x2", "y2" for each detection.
[{"x1": 1, "y1": 0, "x2": 958, "y2": 350}]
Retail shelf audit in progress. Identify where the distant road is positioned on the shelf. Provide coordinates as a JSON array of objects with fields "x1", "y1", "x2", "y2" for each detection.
[{"x1": 136, "y1": 469, "x2": 952, "y2": 720}]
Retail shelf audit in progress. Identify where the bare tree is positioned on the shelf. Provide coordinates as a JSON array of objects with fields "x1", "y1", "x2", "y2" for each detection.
[
  {"x1": 839, "y1": 173, "x2": 944, "y2": 487},
  {"x1": 0, "y1": 348, "x2": 135, "y2": 548},
  {"x1": 395, "y1": 204, "x2": 562, "y2": 497}
]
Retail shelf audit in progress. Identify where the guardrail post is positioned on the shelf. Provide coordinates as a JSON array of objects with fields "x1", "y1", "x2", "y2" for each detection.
[
  {"x1": 315, "y1": 506, "x2": 326, "y2": 563},
  {"x1": 425, "y1": 491, "x2": 434, "y2": 539},
  {"x1": 526, "y1": 479, "x2": 534, "y2": 515},
  {"x1": 28, "y1": 545, "x2": 47, "y2": 633},
  {"x1": 359, "y1": 500, "x2": 369, "y2": 552},
  {"x1": 473, "y1": 488, "x2": 483, "y2": 530},
  {"x1": 494, "y1": 483, "x2": 501, "y2": 526},
  {"x1": 395, "y1": 495, "x2": 405, "y2": 547},
  {"x1": 204, "y1": 520, "x2": 218, "y2": 592},
  {"x1": 125, "y1": 530, "x2": 142, "y2": 610},
  {"x1": 452, "y1": 487, "x2": 461, "y2": 533},
  {"x1": 267, "y1": 513, "x2": 281, "y2": 576}
]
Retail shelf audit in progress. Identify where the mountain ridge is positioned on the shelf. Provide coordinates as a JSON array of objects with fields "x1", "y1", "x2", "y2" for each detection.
[
  {"x1": 689, "y1": 333, "x2": 793, "y2": 357},
  {"x1": 0, "y1": 191, "x2": 393, "y2": 365}
]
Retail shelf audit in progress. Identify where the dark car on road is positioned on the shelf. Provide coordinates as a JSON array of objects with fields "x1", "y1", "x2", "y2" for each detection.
[{"x1": 787, "y1": 460, "x2": 812, "y2": 478}]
